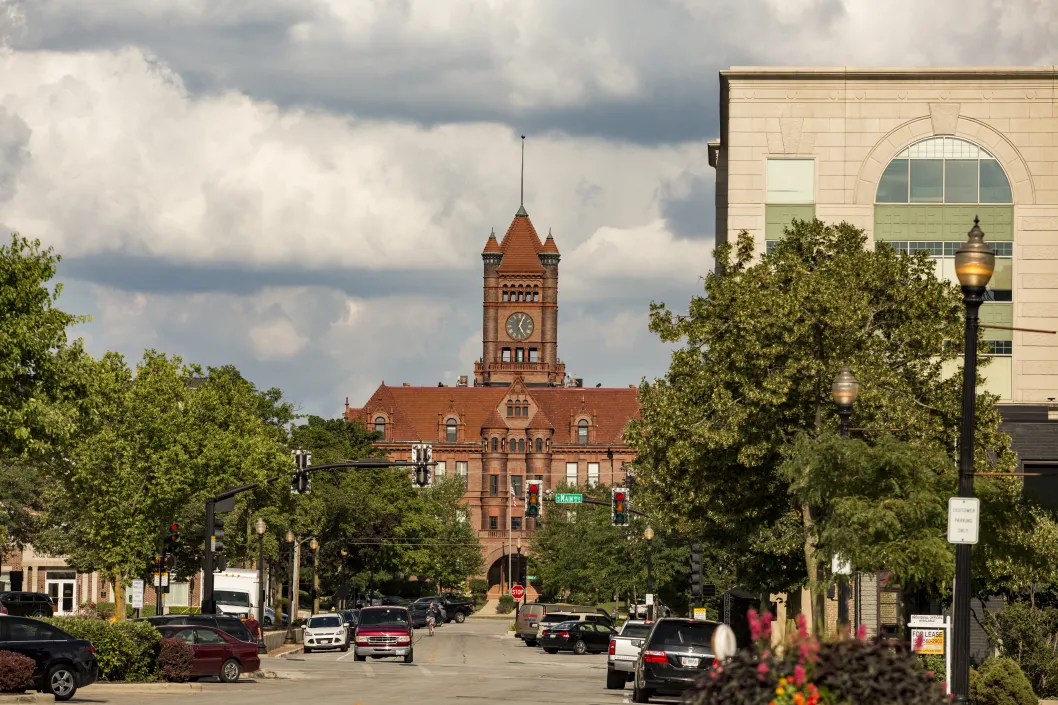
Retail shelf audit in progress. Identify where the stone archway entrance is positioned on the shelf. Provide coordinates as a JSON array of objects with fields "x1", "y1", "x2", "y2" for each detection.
[{"x1": 486, "y1": 553, "x2": 531, "y2": 600}]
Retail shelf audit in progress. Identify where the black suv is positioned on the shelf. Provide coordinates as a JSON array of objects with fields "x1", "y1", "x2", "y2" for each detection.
[
  {"x1": 0, "y1": 592, "x2": 55, "y2": 617},
  {"x1": 139, "y1": 615, "x2": 255, "y2": 643},
  {"x1": 632, "y1": 618, "x2": 729, "y2": 703},
  {"x1": 0, "y1": 616, "x2": 98, "y2": 701}
]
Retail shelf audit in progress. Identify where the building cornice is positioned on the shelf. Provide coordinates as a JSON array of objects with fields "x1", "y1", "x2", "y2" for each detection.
[{"x1": 721, "y1": 66, "x2": 1058, "y2": 82}]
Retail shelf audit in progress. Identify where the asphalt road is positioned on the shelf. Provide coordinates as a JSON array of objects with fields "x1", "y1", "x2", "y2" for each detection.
[{"x1": 69, "y1": 618, "x2": 683, "y2": 705}]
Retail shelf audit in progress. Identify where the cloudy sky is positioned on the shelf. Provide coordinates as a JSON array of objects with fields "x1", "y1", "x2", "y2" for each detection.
[{"x1": 1, "y1": 0, "x2": 1054, "y2": 417}]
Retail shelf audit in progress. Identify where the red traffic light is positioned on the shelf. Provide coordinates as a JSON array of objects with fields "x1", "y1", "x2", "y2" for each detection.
[
  {"x1": 528, "y1": 484, "x2": 540, "y2": 494},
  {"x1": 170, "y1": 523, "x2": 179, "y2": 532},
  {"x1": 614, "y1": 492, "x2": 626, "y2": 502}
]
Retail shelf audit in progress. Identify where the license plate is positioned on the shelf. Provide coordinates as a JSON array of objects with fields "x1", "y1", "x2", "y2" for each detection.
[{"x1": 681, "y1": 657, "x2": 700, "y2": 668}]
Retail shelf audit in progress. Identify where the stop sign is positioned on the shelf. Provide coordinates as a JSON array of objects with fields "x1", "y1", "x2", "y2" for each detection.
[{"x1": 511, "y1": 584, "x2": 525, "y2": 600}]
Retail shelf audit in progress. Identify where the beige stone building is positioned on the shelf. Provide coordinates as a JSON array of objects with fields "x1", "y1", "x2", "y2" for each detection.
[{"x1": 710, "y1": 67, "x2": 1058, "y2": 651}]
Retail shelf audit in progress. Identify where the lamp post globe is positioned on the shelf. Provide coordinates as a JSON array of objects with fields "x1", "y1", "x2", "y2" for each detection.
[
  {"x1": 951, "y1": 217, "x2": 994, "y2": 705},
  {"x1": 831, "y1": 365, "x2": 859, "y2": 438},
  {"x1": 285, "y1": 530, "x2": 294, "y2": 544},
  {"x1": 255, "y1": 518, "x2": 267, "y2": 536},
  {"x1": 644, "y1": 526, "x2": 655, "y2": 621}
]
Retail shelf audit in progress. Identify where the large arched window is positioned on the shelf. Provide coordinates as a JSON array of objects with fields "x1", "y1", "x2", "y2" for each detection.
[
  {"x1": 445, "y1": 418, "x2": 457, "y2": 443},
  {"x1": 517, "y1": 438, "x2": 525, "y2": 453},
  {"x1": 577, "y1": 419, "x2": 589, "y2": 445},
  {"x1": 876, "y1": 137, "x2": 1012, "y2": 204},
  {"x1": 374, "y1": 416, "x2": 386, "y2": 434}
]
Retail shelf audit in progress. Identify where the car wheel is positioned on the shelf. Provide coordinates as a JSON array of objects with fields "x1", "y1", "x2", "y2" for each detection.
[
  {"x1": 354, "y1": 654, "x2": 367, "y2": 662},
  {"x1": 606, "y1": 668, "x2": 626, "y2": 690},
  {"x1": 219, "y1": 659, "x2": 242, "y2": 683},
  {"x1": 454, "y1": 612, "x2": 466, "y2": 624},
  {"x1": 543, "y1": 648, "x2": 558, "y2": 654},
  {"x1": 404, "y1": 649, "x2": 414, "y2": 664},
  {"x1": 264, "y1": 616, "x2": 273, "y2": 626},
  {"x1": 45, "y1": 665, "x2": 77, "y2": 702},
  {"x1": 340, "y1": 645, "x2": 349, "y2": 652},
  {"x1": 524, "y1": 639, "x2": 537, "y2": 647},
  {"x1": 573, "y1": 640, "x2": 588, "y2": 655},
  {"x1": 304, "y1": 647, "x2": 312, "y2": 654},
  {"x1": 632, "y1": 679, "x2": 652, "y2": 703}
]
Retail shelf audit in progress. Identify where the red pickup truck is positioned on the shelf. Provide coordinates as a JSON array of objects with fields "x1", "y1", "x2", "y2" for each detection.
[{"x1": 353, "y1": 606, "x2": 414, "y2": 663}]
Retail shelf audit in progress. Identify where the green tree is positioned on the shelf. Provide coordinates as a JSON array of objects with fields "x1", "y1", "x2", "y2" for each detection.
[
  {"x1": 37, "y1": 353, "x2": 290, "y2": 619},
  {"x1": 628, "y1": 220, "x2": 1020, "y2": 625}
]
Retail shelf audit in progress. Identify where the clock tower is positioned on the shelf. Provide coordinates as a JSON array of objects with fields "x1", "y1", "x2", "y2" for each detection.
[{"x1": 474, "y1": 205, "x2": 565, "y2": 386}]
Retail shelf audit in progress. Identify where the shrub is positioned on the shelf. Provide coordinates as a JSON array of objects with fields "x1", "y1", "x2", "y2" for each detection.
[
  {"x1": 78, "y1": 602, "x2": 157, "y2": 619},
  {"x1": 970, "y1": 657, "x2": 1037, "y2": 705},
  {"x1": 983, "y1": 600, "x2": 1058, "y2": 697},
  {"x1": 0, "y1": 651, "x2": 35, "y2": 693},
  {"x1": 496, "y1": 595, "x2": 516, "y2": 614},
  {"x1": 156, "y1": 638, "x2": 194, "y2": 683},
  {"x1": 686, "y1": 610, "x2": 948, "y2": 705},
  {"x1": 43, "y1": 617, "x2": 161, "y2": 681}
]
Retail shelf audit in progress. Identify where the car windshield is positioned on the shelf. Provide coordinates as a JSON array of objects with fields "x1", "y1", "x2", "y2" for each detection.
[
  {"x1": 213, "y1": 590, "x2": 250, "y2": 607},
  {"x1": 622, "y1": 624, "x2": 653, "y2": 638},
  {"x1": 307, "y1": 616, "x2": 342, "y2": 629},
  {"x1": 648, "y1": 621, "x2": 718, "y2": 649},
  {"x1": 358, "y1": 608, "x2": 409, "y2": 626},
  {"x1": 542, "y1": 614, "x2": 571, "y2": 624}
]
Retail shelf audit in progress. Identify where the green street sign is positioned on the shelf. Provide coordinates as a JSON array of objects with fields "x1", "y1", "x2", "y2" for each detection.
[
  {"x1": 527, "y1": 576, "x2": 537, "y2": 581},
  {"x1": 555, "y1": 493, "x2": 583, "y2": 504}
]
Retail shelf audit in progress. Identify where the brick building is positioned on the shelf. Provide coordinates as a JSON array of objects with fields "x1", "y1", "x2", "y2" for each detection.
[{"x1": 347, "y1": 204, "x2": 640, "y2": 598}]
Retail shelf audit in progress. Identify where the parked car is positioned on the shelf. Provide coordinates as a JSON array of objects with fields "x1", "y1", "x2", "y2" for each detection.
[
  {"x1": 0, "y1": 592, "x2": 55, "y2": 618},
  {"x1": 539, "y1": 620, "x2": 615, "y2": 655},
  {"x1": 407, "y1": 602, "x2": 430, "y2": 629},
  {"x1": 514, "y1": 603, "x2": 608, "y2": 645},
  {"x1": 303, "y1": 613, "x2": 349, "y2": 653},
  {"x1": 340, "y1": 609, "x2": 360, "y2": 627},
  {"x1": 353, "y1": 606, "x2": 413, "y2": 663},
  {"x1": 410, "y1": 598, "x2": 446, "y2": 624},
  {"x1": 138, "y1": 615, "x2": 255, "y2": 643},
  {"x1": 263, "y1": 606, "x2": 290, "y2": 626},
  {"x1": 0, "y1": 615, "x2": 98, "y2": 701},
  {"x1": 533, "y1": 612, "x2": 614, "y2": 645},
  {"x1": 379, "y1": 596, "x2": 409, "y2": 607},
  {"x1": 415, "y1": 595, "x2": 474, "y2": 623},
  {"x1": 157, "y1": 625, "x2": 260, "y2": 682},
  {"x1": 631, "y1": 618, "x2": 736, "y2": 703},
  {"x1": 607, "y1": 620, "x2": 653, "y2": 689}
]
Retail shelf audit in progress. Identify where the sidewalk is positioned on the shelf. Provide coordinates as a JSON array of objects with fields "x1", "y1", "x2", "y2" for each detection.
[{"x1": 262, "y1": 643, "x2": 303, "y2": 658}]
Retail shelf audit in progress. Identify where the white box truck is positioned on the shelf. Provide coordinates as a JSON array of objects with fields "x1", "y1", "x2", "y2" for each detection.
[{"x1": 213, "y1": 568, "x2": 265, "y2": 619}]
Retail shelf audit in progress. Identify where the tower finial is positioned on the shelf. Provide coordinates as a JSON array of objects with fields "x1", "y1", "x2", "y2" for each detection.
[{"x1": 520, "y1": 135, "x2": 526, "y2": 207}]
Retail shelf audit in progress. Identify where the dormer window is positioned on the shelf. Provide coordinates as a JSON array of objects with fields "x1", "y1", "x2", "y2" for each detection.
[
  {"x1": 446, "y1": 418, "x2": 457, "y2": 443},
  {"x1": 374, "y1": 416, "x2": 386, "y2": 434},
  {"x1": 577, "y1": 419, "x2": 589, "y2": 445}
]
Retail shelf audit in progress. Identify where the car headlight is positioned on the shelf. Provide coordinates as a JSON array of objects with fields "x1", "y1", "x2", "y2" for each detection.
[{"x1": 356, "y1": 636, "x2": 369, "y2": 643}]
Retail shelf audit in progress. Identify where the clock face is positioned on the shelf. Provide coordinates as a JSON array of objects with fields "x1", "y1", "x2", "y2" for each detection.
[{"x1": 505, "y1": 312, "x2": 534, "y2": 341}]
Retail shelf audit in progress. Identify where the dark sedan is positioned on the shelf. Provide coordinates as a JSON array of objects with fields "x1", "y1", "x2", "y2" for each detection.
[
  {"x1": 0, "y1": 616, "x2": 98, "y2": 701},
  {"x1": 158, "y1": 625, "x2": 260, "y2": 682},
  {"x1": 139, "y1": 614, "x2": 255, "y2": 643},
  {"x1": 540, "y1": 620, "x2": 615, "y2": 655},
  {"x1": 632, "y1": 618, "x2": 736, "y2": 703}
]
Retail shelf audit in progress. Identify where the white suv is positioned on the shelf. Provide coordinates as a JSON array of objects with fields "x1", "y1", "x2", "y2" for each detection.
[{"x1": 303, "y1": 613, "x2": 349, "y2": 653}]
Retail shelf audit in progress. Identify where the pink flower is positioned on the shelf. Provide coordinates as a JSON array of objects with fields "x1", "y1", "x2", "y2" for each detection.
[
  {"x1": 796, "y1": 614, "x2": 809, "y2": 638},
  {"x1": 757, "y1": 663, "x2": 770, "y2": 675},
  {"x1": 748, "y1": 609, "x2": 762, "y2": 640},
  {"x1": 914, "y1": 633, "x2": 925, "y2": 650},
  {"x1": 793, "y1": 665, "x2": 806, "y2": 686},
  {"x1": 856, "y1": 624, "x2": 867, "y2": 641},
  {"x1": 761, "y1": 650, "x2": 771, "y2": 660}
]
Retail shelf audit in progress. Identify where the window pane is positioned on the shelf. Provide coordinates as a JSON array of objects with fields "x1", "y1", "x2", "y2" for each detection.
[
  {"x1": 535, "y1": 438, "x2": 543, "y2": 453},
  {"x1": 910, "y1": 160, "x2": 943, "y2": 202},
  {"x1": 876, "y1": 159, "x2": 909, "y2": 203},
  {"x1": 489, "y1": 475, "x2": 499, "y2": 496},
  {"x1": 766, "y1": 159, "x2": 814, "y2": 203},
  {"x1": 565, "y1": 462, "x2": 578, "y2": 486},
  {"x1": 993, "y1": 242, "x2": 1013, "y2": 257},
  {"x1": 502, "y1": 349, "x2": 511, "y2": 362},
  {"x1": 980, "y1": 160, "x2": 1013, "y2": 203},
  {"x1": 489, "y1": 516, "x2": 498, "y2": 530},
  {"x1": 944, "y1": 160, "x2": 978, "y2": 203},
  {"x1": 456, "y1": 461, "x2": 467, "y2": 477},
  {"x1": 587, "y1": 463, "x2": 600, "y2": 487},
  {"x1": 511, "y1": 517, "x2": 522, "y2": 531}
]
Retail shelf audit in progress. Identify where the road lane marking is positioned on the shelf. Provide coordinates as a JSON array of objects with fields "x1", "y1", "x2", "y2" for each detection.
[
  {"x1": 363, "y1": 663, "x2": 376, "y2": 678},
  {"x1": 418, "y1": 666, "x2": 434, "y2": 676},
  {"x1": 336, "y1": 650, "x2": 357, "y2": 661}
]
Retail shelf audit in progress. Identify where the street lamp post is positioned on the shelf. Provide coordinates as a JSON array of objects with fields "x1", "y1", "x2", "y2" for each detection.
[
  {"x1": 285, "y1": 531, "x2": 296, "y2": 644},
  {"x1": 255, "y1": 518, "x2": 266, "y2": 651},
  {"x1": 644, "y1": 527, "x2": 655, "y2": 622},
  {"x1": 310, "y1": 537, "x2": 320, "y2": 615},
  {"x1": 831, "y1": 365, "x2": 860, "y2": 631},
  {"x1": 340, "y1": 548, "x2": 348, "y2": 610},
  {"x1": 952, "y1": 218, "x2": 995, "y2": 704}
]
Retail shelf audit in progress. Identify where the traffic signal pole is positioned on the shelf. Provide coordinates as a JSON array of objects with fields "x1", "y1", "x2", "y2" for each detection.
[{"x1": 203, "y1": 497, "x2": 216, "y2": 614}]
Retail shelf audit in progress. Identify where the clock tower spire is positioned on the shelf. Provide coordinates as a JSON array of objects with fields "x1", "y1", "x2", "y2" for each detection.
[{"x1": 475, "y1": 207, "x2": 564, "y2": 387}]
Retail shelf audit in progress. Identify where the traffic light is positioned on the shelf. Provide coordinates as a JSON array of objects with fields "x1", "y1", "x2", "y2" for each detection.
[
  {"x1": 165, "y1": 523, "x2": 179, "y2": 555},
  {"x1": 611, "y1": 487, "x2": 629, "y2": 526},
  {"x1": 411, "y1": 444, "x2": 432, "y2": 488},
  {"x1": 525, "y1": 480, "x2": 542, "y2": 517},
  {"x1": 211, "y1": 514, "x2": 226, "y2": 572},
  {"x1": 691, "y1": 542, "x2": 703, "y2": 598},
  {"x1": 291, "y1": 450, "x2": 312, "y2": 495}
]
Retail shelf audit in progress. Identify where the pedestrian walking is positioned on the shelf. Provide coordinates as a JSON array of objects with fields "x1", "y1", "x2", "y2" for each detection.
[{"x1": 244, "y1": 613, "x2": 262, "y2": 643}]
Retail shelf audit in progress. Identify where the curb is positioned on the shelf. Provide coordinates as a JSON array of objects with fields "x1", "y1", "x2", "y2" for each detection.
[
  {"x1": 247, "y1": 670, "x2": 281, "y2": 679},
  {"x1": 278, "y1": 646, "x2": 305, "y2": 658},
  {"x1": 85, "y1": 683, "x2": 203, "y2": 693},
  {"x1": 0, "y1": 695, "x2": 56, "y2": 704}
]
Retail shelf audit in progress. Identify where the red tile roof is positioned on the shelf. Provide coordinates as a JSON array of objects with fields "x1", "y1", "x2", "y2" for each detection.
[
  {"x1": 497, "y1": 209, "x2": 545, "y2": 274},
  {"x1": 541, "y1": 230, "x2": 559, "y2": 255},
  {"x1": 482, "y1": 230, "x2": 502, "y2": 254},
  {"x1": 353, "y1": 383, "x2": 638, "y2": 444},
  {"x1": 527, "y1": 405, "x2": 555, "y2": 431}
]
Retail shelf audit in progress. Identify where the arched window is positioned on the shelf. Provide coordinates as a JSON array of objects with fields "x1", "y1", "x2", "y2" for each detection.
[
  {"x1": 577, "y1": 419, "x2": 589, "y2": 445},
  {"x1": 533, "y1": 289, "x2": 540, "y2": 302},
  {"x1": 876, "y1": 137, "x2": 1012, "y2": 204},
  {"x1": 374, "y1": 416, "x2": 386, "y2": 433},
  {"x1": 517, "y1": 438, "x2": 525, "y2": 453},
  {"x1": 502, "y1": 288, "x2": 509, "y2": 302},
  {"x1": 491, "y1": 437, "x2": 499, "y2": 452},
  {"x1": 446, "y1": 418, "x2": 457, "y2": 443},
  {"x1": 535, "y1": 438, "x2": 543, "y2": 453}
]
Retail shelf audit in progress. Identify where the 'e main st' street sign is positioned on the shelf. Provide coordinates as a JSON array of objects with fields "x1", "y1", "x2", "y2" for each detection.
[{"x1": 554, "y1": 493, "x2": 583, "y2": 504}]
